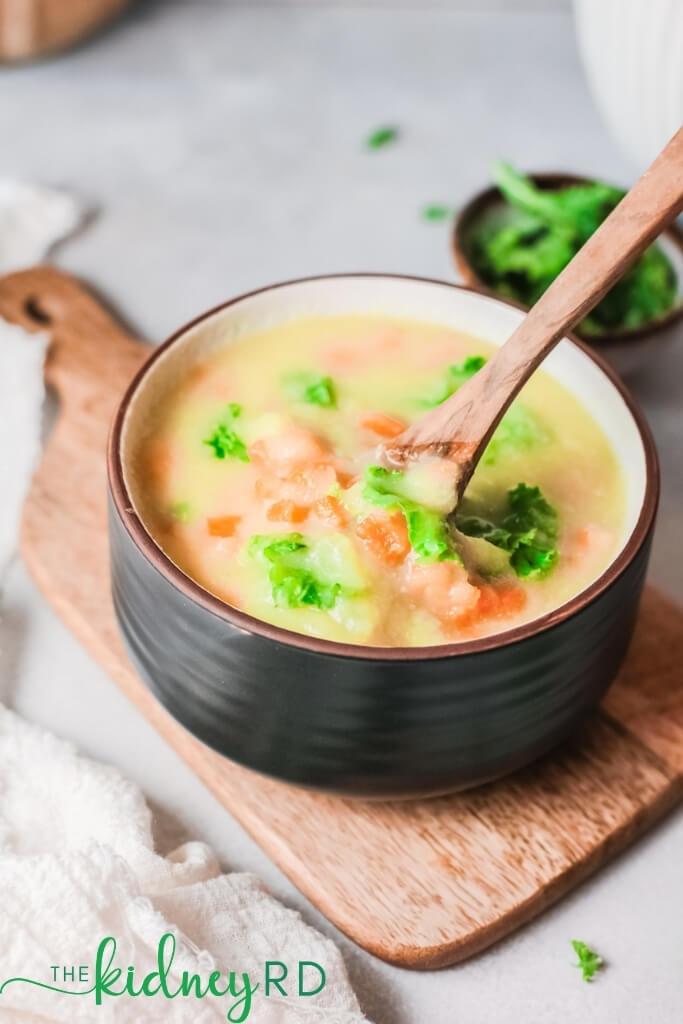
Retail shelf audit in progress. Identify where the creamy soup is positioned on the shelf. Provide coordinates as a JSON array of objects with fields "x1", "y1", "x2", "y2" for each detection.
[{"x1": 133, "y1": 315, "x2": 624, "y2": 647}]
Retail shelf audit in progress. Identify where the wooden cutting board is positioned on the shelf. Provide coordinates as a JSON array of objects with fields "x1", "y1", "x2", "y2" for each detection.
[
  {"x1": 0, "y1": 0, "x2": 130, "y2": 62},
  {"x1": 3, "y1": 265, "x2": 683, "y2": 970}
]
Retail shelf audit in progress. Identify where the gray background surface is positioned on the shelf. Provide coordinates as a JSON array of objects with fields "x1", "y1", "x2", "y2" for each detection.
[{"x1": 1, "y1": 3, "x2": 682, "y2": 1021}]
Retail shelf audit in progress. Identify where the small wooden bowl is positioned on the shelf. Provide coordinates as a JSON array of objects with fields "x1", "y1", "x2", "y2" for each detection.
[
  {"x1": 0, "y1": 0, "x2": 131, "y2": 62},
  {"x1": 453, "y1": 172, "x2": 683, "y2": 376}
]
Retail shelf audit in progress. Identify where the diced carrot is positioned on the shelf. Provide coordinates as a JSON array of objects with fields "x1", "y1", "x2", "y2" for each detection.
[
  {"x1": 313, "y1": 495, "x2": 348, "y2": 528},
  {"x1": 335, "y1": 469, "x2": 359, "y2": 488},
  {"x1": 325, "y1": 331, "x2": 401, "y2": 371},
  {"x1": 324, "y1": 344, "x2": 364, "y2": 370},
  {"x1": 475, "y1": 584, "x2": 501, "y2": 617},
  {"x1": 356, "y1": 512, "x2": 411, "y2": 565},
  {"x1": 359, "y1": 412, "x2": 407, "y2": 438},
  {"x1": 267, "y1": 500, "x2": 309, "y2": 524},
  {"x1": 249, "y1": 429, "x2": 326, "y2": 473},
  {"x1": 254, "y1": 463, "x2": 338, "y2": 506},
  {"x1": 406, "y1": 561, "x2": 480, "y2": 622},
  {"x1": 254, "y1": 476, "x2": 277, "y2": 501},
  {"x1": 285, "y1": 463, "x2": 337, "y2": 501},
  {"x1": 207, "y1": 515, "x2": 241, "y2": 538},
  {"x1": 574, "y1": 525, "x2": 612, "y2": 556},
  {"x1": 499, "y1": 585, "x2": 527, "y2": 615},
  {"x1": 476, "y1": 583, "x2": 526, "y2": 619}
]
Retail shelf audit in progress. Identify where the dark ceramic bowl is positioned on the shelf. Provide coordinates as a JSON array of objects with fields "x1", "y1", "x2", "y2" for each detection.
[
  {"x1": 107, "y1": 274, "x2": 658, "y2": 799},
  {"x1": 453, "y1": 172, "x2": 683, "y2": 377}
]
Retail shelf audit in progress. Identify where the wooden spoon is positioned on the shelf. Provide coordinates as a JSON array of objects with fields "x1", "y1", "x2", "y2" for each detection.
[{"x1": 381, "y1": 126, "x2": 683, "y2": 506}]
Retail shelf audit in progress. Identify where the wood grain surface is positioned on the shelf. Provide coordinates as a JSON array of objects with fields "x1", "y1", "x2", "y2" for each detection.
[
  {"x1": 0, "y1": 0, "x2": 129, "y2": 61},
  {"x1": 3, "y1": 265, "x2": 683, "y2": 969}
]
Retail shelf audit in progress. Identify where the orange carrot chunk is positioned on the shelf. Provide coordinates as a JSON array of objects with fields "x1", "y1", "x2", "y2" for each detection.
[
  {"x1": 207, "y1": 515, "x2": 241, "y2": 538},
  {"x1": 499, "y1": 585, "x2": 527, "y2": 615},
  {"x1": 356, "y1": 512, "x2": 411, "y2": 565},
  {"x1": 249, "y1": 429, "x2": 326, "y2": 472},
  {"x1": 477, "y1": 583, "x2": 526, "y2": 618},
  {"x1": 335, "y1": 469, "x2": 359, "y2": 489},
  {"x1": 359, "y1": 412, "x2": 407, "y2": 438},
  {"x1": 267, "y1": 500, "x2": 309, "y2": 524},
  {"x1": 313, "y1": 495, "x2": 348, "y2": 528}
]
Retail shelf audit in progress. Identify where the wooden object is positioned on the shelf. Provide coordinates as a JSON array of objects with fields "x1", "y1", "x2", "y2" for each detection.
[
  {"x1": 385, "y1": 126, "x2": 683, "y2": 494},
  {"x1": 0, "y1": 0, "x2": 129, "y2": 61},
  {"x1": 2, "y1": 265, "x2": 683, "y2": 969}
]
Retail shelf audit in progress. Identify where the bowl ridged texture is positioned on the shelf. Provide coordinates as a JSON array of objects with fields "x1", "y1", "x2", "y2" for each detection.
[{"x1": 110, "y1": 496, "x2": 652, "y2": 798}]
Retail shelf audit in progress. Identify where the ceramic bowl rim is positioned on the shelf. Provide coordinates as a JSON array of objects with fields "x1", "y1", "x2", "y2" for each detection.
[
  {"x1": 107, "y1": 273, "x2": 659, "y2": 662},
  {"x1": 452, "y1": 171, "x2": 683, "y2": 347}
]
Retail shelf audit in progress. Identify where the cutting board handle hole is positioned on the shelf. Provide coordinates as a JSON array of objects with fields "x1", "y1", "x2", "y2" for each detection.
[{"x1": 24, "y1": 296, "x2": 53, "y2": 327}]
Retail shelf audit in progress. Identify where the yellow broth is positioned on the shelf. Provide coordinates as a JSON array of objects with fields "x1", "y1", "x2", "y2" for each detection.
[{"x1": 133, "y1": 315, "x2": 624, "y2": 646}]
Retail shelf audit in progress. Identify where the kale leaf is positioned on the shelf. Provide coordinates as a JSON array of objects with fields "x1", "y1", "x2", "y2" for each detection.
[
  {"x1": 363, "y1": 466, "x2": 461, "y2": 564},
  {"x1": 204, "y1": 402, "x2": 249, "y2": 462},
  {"x1": 456, "y1": 482, "x2": 558, "y2": 579},
  {"x1": 469, "y1": 162, "x2": 677, "y2": 333},
  {"x1": 282, "y1": 372, "x2": 337, "y2": 408}
]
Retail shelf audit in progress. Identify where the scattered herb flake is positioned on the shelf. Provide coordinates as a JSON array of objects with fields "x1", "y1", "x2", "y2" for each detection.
[
  {"x1": 366, "y1": 125, "x2": 398, "y2": 150},
  {"x1": 421, "y1": 354, "x2": 487, "y2": 407},
  {"x1": 571, "y1": 940, "x2": 604, "y2": 982},
  {"x1": 204, "y1": 402, "x2": 249, "y2": 462},
  {"x1": 422, "y1": 204, "x2": 453, "y2": 221},
  {"x1": 283, "y1": 372, "x2": 337, "y2": 408},
  {"x1": 450, "y1": 355, "x2": 487, "y2": 384}
]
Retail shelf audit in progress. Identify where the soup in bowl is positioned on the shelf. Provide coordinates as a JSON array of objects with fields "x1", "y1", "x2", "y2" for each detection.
[{"x1": 108, "y1": 275, "x2": 657, "y2": 797}]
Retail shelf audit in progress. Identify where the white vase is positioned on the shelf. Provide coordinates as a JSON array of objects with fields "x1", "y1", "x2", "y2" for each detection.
[{"x1": 573, "y1": 0, "x2": 683, "y2": 168}]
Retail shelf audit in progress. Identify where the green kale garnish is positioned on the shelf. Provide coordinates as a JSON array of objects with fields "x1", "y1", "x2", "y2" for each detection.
[
  {"x1": 249, "y1": 534, "x2": 307, "y2": 560},
  {"x1": 248, "y1": 533, "x2": 346, "y2": 610},
  {"x1": 421, "y1": 355, "x2": 549, "y2": 465},
  {"x1": 449, "y1": 355, "x2": 488, "y2": 388},
  {"x1": 571, "y1": 940, "x2": 604, "y2": 982},
  {"x1": 456, "y1": 482, "x2": 558, "y2": 579},
  {"x1": 282, "y1": 372, "x2": 337, "y2": 408},
  {"x1": 468, "y1": 162, "x2": 677, "y2": 334},
  {"x1": 269, "y1": 566, "x2": 341, "y2": 610},
  {"x1": 581, "y1": 243, "x2": 677, "y2": 334},
  {"x1": 366, "y1": 125, "x2": 398, "y2": 149},
  {"x1": 204, "y1": 402, "x2": 249, "y2": 462},
  {"x1": 480, "y1": 403, "x2": 551, "y2": 467},
  {"x1": 422, "y1": 204, "x2": 453, "y2": 222},
  {"x1": 495, "y1": 162, "x2": 623, "y2": 240},
  {"x1": 363, "y1": 466, "x2": 461, "y2": 564},
  {"x1": 421, "y1": 354, "x2": 487, "y2": 407}
]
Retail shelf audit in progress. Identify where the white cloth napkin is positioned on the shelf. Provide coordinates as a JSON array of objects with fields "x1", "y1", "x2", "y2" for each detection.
[
  {"x1": 0, "y1": 180, "x2": 83, "y2": 275},
  {"x1": 0, "y1": 184, "x2": 368, "y2": 1024}
]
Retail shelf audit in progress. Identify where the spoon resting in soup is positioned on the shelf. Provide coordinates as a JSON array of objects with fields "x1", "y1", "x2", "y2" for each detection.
[{"x1": 132, "y1": 313, "x2": 623, "y2": 647}]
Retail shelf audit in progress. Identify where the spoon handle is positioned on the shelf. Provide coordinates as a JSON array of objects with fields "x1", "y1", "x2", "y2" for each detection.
[{"x1": 384, "y1": 126, "x2": 683, "y2": 488}]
